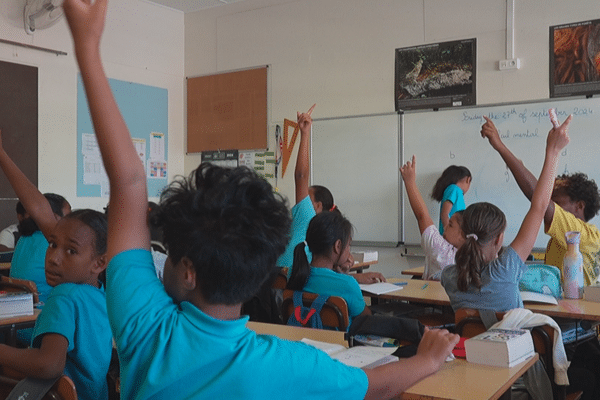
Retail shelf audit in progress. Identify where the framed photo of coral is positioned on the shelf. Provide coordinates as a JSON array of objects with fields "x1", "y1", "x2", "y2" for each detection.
[
  {"x1": 550, "y1": 19, "x2": 600, "y2": 98},
  {"x1": 395, "y1": 38, "x2": 476, "y2": 112}
]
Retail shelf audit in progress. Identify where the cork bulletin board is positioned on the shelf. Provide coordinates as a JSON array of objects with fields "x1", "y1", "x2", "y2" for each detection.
[{"x1": 187, "y1": 67, "x2": 268, "y2": 153}]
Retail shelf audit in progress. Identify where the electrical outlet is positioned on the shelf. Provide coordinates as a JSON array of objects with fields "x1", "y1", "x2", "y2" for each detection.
[{"x1": 499, "y1": 58, "x2": 521, "y2": 70}]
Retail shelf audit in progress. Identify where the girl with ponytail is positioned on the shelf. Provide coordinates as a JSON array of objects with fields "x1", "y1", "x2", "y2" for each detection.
[
  {"x1": 441, "y1": 114, "x2": 572, "y2": 312},
  {"x1": 286, "y1": 211, "x2": 371, "y2": 327}
]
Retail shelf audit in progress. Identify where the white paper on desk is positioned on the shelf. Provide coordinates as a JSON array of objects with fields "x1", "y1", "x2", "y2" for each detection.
[
  {"x1": 520, "y1": 291, "x2": 558, "y2": 305},
  {"x1": 330, "y1": 346, "x2": 397, "y2": 368},
  {"x1": 300, "y1": 338, "x2": 346, "y2": 355},
  {"x1": 359, "y1": 282, "x2": 403, "y2": 295}
]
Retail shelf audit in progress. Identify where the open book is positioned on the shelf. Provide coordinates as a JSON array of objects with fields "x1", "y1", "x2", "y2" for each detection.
[{"x1": 301, "y1": 338, "x2": 398, "y2": 369}]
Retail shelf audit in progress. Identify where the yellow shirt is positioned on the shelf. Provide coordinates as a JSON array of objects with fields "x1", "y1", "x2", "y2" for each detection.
[{"x1": 545, "y1": 205, "x2": 600, "y2": 286}]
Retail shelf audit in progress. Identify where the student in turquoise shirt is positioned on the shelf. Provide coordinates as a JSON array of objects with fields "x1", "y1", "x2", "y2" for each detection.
[
  {"x1": 431, "y1": 165, "x2": 471, "y2": 234},
  {"x1": 277, "y1": 105, "x2": 315, "y2": 274},
  {"x1": 0, "y1": 207, "x2": 112, "y2": 400},
  {"x1": 287, "y1": 211, "x2": 370, "y2": 328},
  {"x1": 65, "y1": 1, "x2": 459, "y2": 397}
]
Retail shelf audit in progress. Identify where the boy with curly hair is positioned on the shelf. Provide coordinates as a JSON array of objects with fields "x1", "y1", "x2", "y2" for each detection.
[
  {"x1": 64, "y1": 1, "x2": 459, "y2": 399},
  {"x1": 481, "y1": 116, "x2": 600, "y2": 285}
]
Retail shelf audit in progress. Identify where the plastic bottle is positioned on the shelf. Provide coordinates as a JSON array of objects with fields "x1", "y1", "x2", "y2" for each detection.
[{"x1": 563, "y1": 231, "x2": 584, "y2": 299}]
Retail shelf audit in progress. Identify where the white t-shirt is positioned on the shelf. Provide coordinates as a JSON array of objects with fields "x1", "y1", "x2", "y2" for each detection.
[
  {"x1": 421, "y1": 225, "x2": 458, "y2": 280},
  {"x1": 0, "y1": 224, "x2": 18, "y2": 249}
]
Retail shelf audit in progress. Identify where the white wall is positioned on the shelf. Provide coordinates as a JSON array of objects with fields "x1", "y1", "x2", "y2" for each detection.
[
  {"x1": 184, "y1": 0, "x2": 600, "y2": 205},
  {"x1": 0, "y1": 0, "x2": 184, "y2": 212}
]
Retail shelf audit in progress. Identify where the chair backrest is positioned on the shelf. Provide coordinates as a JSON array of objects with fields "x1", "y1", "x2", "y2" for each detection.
[
  {"x1": 0, "y1": 374, "x2": 77, "y2": 400},
  {"x1": 0, "y1": 275, "x2": 39, "y2": 304},
  {"x1": 272, "y1": 268, "x2": 288, "y2": 290},
  {"x1": 281, "y1": 289, "x2": 349, "y2": 331}
]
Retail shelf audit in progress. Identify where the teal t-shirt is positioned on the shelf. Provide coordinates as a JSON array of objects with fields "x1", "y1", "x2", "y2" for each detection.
[
  {"x1": 32, "y1": 282, "x2": 112, "y2": 400},
  {"x1": 107, "y1": 249, "x2": 368, "y2": 400},
  {"x1": 303, "y1": 267, "x2": 366, "y2": 328},
  {"x1": 10, "y1": 230, "x2": 53, "y2": 304},
  {"x1": 439, "y1": 184, "x2": 466, "y2": 234},
  {"x1": 277, "y1": 195, "x2": 315, "y2": 276}
]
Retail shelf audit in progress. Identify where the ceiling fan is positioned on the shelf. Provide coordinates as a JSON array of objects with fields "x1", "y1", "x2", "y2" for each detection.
[{"x1": 24, "y1": 0, "x2": 64, "y2": 35}]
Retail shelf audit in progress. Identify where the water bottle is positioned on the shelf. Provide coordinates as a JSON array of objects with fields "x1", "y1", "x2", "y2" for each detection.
[{"x1": 563, "y1": 231, "x2": 584, "y2": 299}]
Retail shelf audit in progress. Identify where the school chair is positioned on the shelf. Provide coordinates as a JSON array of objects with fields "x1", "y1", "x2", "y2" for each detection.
[
  {"x1": 281, "y1": 289, "x2": 349, "y2": 331},
  {"x1": 272, "y1": 268, "x2": 288, "y2": 290},
  {"x1": 0, "y1": 368, "x2": 77, "y2": 400},
  {"x1": 455, "y1": 308, "x2": 582, "y2": 400}
]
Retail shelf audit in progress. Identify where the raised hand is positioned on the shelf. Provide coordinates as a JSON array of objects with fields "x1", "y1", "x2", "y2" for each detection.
[
  {"x1": 480, "y1": 116, "x2": 504, "y2": 149},
  {"x1": 63, "y1": 0, "x2": 108, "y2": 54},
  {"x1": 400, "y1": 155, "x2": 417, "y2": 183},
  {"x1": 297, "y1": 104, "x2": 315, "y2": 133},
  {"x1": 546, "y1": 114, "x2": 571, "y2": 154}
]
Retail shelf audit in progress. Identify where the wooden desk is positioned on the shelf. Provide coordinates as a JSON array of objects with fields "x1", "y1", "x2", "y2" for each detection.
[
  {"x1": 524, "y1": 299, "x2": 600, "y2": 322},
  {"x1": 401, "y1": 266, "x2": 424, "y2": 279},
  {"x1": 369, "y1": 279, "x2": 600, "y2": 323},
  {"x1": 0, "y1": 309, "x2": 40, "y2": 347},
  {"x1": 247, "y1": 321, "x2": 347, "y2": 346},
  {"x1": 0, "y1": 263, "x2": 10, "y2": 271},
  {"x1": 364, "y1": 279, "x2": 450, "y2": 306},
  {"x1": 349, "y1": 260, "x2": 377, "y2": 273},
  {"x1": 247, "y1": 322, "x2": 537, "y2": 400},
  {"x1": 402, "y1": 354, "x2": 538, "y2": 400}
]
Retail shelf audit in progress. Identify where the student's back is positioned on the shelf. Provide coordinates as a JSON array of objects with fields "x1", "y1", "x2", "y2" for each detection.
[
  {"x1": 286, "y1": 212, "x2": 370, "y2": 327},
  {"x1": 108, "y1": 249, "x2": 366, "y2": 399}
]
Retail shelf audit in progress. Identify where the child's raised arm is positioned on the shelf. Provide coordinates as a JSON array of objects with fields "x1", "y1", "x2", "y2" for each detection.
[
  {"x1": 509, "y1": 116, "x2": 571, "y2": 260},
  {"x1": 481, "y1": 116, "x2": 556, "y2": 229},
  {"x1": 294, "y1": 104, "x2": 315, "y2": 204},
  {"x1": 63, "y1": 0, "x2": 149, "y2": 259},
  {"x1": 0, "y1": 129, "x2": 60, "y2": 238},
  {"x1": 400, "y1": 155, "x2": 435, "y2": 234}
]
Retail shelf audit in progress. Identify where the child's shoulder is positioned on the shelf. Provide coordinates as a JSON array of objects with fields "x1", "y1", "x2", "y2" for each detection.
[{"x1": 49, "y1": 282, "x2": 106, "y2": 300}]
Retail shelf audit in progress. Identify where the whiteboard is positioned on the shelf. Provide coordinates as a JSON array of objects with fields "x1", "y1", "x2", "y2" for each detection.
[
  {"x1": 312, "y1": 114, "x2": 400, "y2": 245},
  {"x1": 403, "y1": 97, "x2": 600, "y2": 248}
]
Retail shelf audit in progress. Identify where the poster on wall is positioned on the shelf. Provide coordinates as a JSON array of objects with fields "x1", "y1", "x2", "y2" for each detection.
[
  {"x1": 550, "y1": 18, "x2": 600, "y2": 98},
  {"x1": 77, "y1": 76, "x2": 168, "y2": 197}
]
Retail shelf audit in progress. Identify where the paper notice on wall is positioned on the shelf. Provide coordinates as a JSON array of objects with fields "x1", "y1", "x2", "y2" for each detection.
[
  {"x1": 132, "y1": 138, "x2": 146, "y2": 167},
  {"x1": 82, "y1": 133, "x2": 108, "y2": 185},
  {"x1": 150, "y1": 132, "x2": 165, "y2": 160},
  {"x1": 148, "y1": 160, "x2": 168, "y2": 179},
  {"x1": 239, "y1": 151, "x2": 255, "y2": 168}
]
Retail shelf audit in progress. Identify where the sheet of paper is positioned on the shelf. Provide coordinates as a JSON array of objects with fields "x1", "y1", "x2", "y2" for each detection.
[{"x1": 359, "y1": 282, "x2": 403, "y2": 295}]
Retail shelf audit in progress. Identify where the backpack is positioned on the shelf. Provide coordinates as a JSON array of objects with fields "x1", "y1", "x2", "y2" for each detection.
[
  {"x1": 286, "y1": 291, "x2": 329, "y2": 329},
  {"x1": 519, "y1": 264, "x2": 563, "y2": 298}
]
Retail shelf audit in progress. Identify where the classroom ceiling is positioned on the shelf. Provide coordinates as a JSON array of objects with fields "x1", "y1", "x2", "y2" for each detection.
[{"x1": 145, "y1": 0, "x2": 247, "y2": 13}]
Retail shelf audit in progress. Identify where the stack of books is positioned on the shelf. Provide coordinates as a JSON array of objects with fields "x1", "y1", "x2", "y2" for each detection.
[
  {"x1": 0, "y1": 292, "x2": 34, "y2": 318},
  {"x1": 465, "y1": 328, "x2": 534, "y2": 368}
]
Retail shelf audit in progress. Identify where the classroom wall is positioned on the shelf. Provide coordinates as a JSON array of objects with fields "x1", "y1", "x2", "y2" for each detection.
[
  {"x1": 0, "y1": 0, "x2": 184, "y2": 216},
  {"x1": 184, "y1": 0, "x2": 600, "y2": 205}
]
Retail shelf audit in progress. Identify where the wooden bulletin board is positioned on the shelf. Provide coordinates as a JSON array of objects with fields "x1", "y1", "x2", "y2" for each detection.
[
  {"x1": 0, "y1": 60, "x2": 38, "y2": 230},
  {"x1": 187, "y1": 67, "x2": 267, "y2": 153}
]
